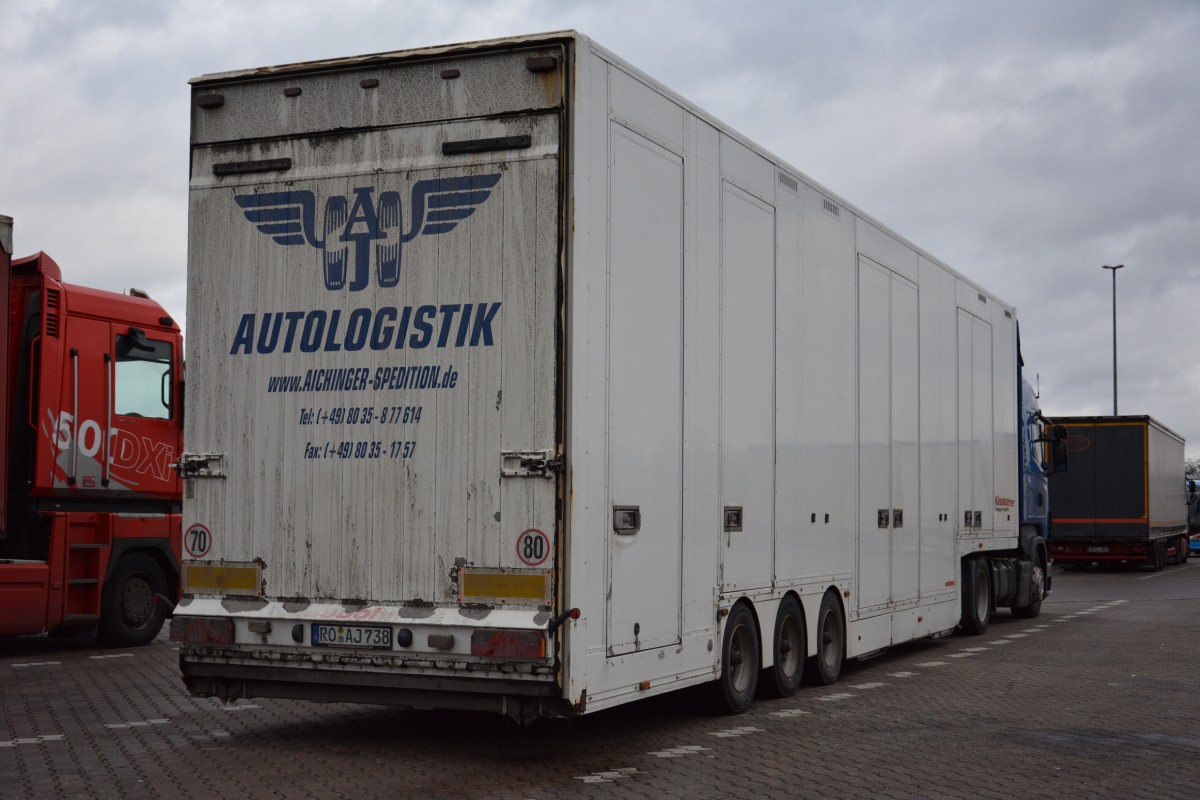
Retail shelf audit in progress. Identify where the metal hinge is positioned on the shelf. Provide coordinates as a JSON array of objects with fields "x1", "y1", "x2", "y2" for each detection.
[
  {"x1": 501, "y1": 449, "x2": 561, "y2": 478},
  {"x1": 175, "y1": 452, "x2": 226, "y2": 479}
]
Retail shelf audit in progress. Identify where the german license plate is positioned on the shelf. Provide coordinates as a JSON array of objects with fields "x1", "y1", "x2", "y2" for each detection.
[
  {"x1": 311, "y1": 623, "x2": 392, "y2": 649},
  {"x1": 1087, "y1": 546, "x2": 1109, "y2": 553}
]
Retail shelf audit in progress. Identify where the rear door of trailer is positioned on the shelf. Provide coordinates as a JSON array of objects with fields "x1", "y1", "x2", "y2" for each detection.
[{"x1": 185, "y1": 45, "x2": 563, "y2": 661}]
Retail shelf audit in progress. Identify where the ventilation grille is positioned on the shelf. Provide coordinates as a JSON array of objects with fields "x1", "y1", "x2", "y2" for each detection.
[
  {"x1": 44, "y1": 289, "x2": 61, "y2": 337},
  {"x1": 977, "y1": 292, "x2": 987, "y2": 304},
  {"x1": 823, "y1": 197, "x2": 841, "y2": 217},
  {"x1": 1004, "y1": 310, "x2": 1012, "y2": 319},
  {"x1": 778, "y1": 172, "x2": 799, "y2": 192}
]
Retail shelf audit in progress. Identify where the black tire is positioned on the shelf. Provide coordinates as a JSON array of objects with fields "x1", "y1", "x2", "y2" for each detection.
[
  {"x1": 1012, "y1": 553, "x2": 1046, "y2": 619},
  {"x1": 763, "y1": 595, "x2": 805, "y2": 698},
  {"x1": 1181, "y1": 536, "x2": 1190, "y2": 563},
  {"x1": 713, "y1": 603, "x2": 760, "y2": 714},
  {"x1": 959, "y1": 558, "x2": 991, "y2": 635},
  {"x1": 1148, "y1": 541, "x2": 1165, "y2": 572},
  {"x1": 97, "y1": 553, "x2": 169, "y2": 647},
  {"x1": 802, "y1": 591, "x2": 844, "y2": 686}
]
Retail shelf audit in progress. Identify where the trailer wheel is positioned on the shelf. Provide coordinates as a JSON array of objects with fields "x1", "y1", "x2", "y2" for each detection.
[
  {"x1": 1171, "y1": 536, "x2": 1187, "y2": 565},
  {"x1": 960, "y1": 559, "x2": 991, "y2": 635},
  {"x1": 1148, "y1": 541, "x2": 1165, "y2": 572},
  {"x1": 763, "y1": 595, "x2": 805, "y2": 698},
  {"x1": 713, "y1": 603, "x2": 759, "y2": 714},
  {"x1": 97, "y1": 554, "x2": 168, "y2": 647},
  {"x1": 1181, "y1": 536, "x2": 1190, "y2": 563},
  {"x1": 1013, "y1": 554, "x2": 1046, "y2": 619},
  {"x1": 803, "y1": 591, "x2": 844, "y2": 686}
]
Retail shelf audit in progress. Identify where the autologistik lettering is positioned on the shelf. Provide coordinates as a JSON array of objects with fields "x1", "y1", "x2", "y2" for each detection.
[{"x1": 229, "y1": 302, "x2": 502, "y2": 355}]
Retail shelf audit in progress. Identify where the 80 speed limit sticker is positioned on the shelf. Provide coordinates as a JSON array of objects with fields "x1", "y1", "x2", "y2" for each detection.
[{"x1": 516, "y1": 528, "x2": 551, "y2": 566}]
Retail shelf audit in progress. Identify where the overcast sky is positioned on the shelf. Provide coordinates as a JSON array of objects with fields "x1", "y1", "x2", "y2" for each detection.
[{"x1": 3, "y1": 0, "x2": 1198, "y2": 454}]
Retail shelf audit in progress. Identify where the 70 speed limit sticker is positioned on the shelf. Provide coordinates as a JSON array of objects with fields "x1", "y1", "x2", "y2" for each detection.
[
  {"x1": 185, "y1": 524, "x2": 213, "y2": 558},
  {"x1": 516, "y1": 529, "x2": 551, "y2": 566}
]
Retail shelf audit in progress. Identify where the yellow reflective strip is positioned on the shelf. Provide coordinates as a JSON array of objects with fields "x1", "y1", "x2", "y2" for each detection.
[
  {"x1": 461, "y1": 572, "x2": 547, "y2": 601},
  {"x1": 183, "y1": 565, "x2": 259, "y2": 593}
]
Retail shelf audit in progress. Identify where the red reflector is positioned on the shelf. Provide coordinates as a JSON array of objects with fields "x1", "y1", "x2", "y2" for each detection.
[
  {"x1": 169, "y1": 617, "x2": 234, "y2": 645},
  {"x1": 470, "y1": 629, "x2": 545, "y2": 660}
]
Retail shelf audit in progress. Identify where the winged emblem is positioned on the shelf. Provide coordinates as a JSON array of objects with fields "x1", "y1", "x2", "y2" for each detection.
[{"x1": 234, "y1": 173, "x2": 502, "y2": 291}]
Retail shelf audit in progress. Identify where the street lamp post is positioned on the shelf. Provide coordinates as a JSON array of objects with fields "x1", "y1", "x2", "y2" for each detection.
[{"x1": 1102, "y1": 264, "x2": 1124, "y2": 415}]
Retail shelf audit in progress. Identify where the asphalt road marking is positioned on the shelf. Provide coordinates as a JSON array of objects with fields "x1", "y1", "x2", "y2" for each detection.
[
  {"x1": 0, "y1": 735, "x2": 64, "y2": 748},
  {"x1": 11, "y1": 662, "x2": 61, "y2": 668},
  {"x1": 991, "y1": 640, "x2": 1013, "y2": 645},
  {"x1": 948, "y1": 653, "x2": 976, "y2": 658},
  {"x1": 90, "y1": 653, "x2": 135, "y2": 660},
  {"x1": 817, "y1": 693, "x2": 855, "y2": 701},
  {"x1": 770, "y1": 709, "x2": 812, "y2": 717},
  {"x1": 850, "y1": 682, "x2": 887, "y2": 689},
  {"x1": 959, "y1": 647, "x2": 989, "y2": 652},
  {"x1": 917, "y1": 661, "x2": 947, "y2": 667},
  {"x1": 648, "y1": 746, "x2": 710, "y2": 758},
  {"x1": 220, "y1": 704, "x2": 262, "y2": 712},
  {"x1": 888, "y1": 671, "x2": 916, "y2": 678}
]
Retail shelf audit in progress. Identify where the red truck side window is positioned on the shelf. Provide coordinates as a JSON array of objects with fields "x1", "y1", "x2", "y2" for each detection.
[{"x1": 114, "y1": 334, "x2": 173, "y2": 420}]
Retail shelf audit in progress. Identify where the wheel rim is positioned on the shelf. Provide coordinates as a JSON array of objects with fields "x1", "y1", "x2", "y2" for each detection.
[
  {"x1": 729, "y1": 622, "x2": 754, "y2": 694},
  {"x1": 819, "y1": 609, "x2": 838, "y2": 668},
  {"x1": 120, "y1": 574, "x2": 155, "y2": 630},
  {"x1": 1031, "y1": 562, "x2": 1046, "y2": 602},
  {"x1": 778, "y1": 614, "x2": 801, "y2": 677},
  {"x1": 974, "y1": 570, "x2": 988, "y2": 620}
]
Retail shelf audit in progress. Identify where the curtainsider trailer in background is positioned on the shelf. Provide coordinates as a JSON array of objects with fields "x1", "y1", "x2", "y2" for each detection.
[
  {"x1": 173, "y1": 31, "x2": 1059, "y2": 721},
  {"x1": 1051, "y1": 415, "x2": 1187, "y2": 571}
]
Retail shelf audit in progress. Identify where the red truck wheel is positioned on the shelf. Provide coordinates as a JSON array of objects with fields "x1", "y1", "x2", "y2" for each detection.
[{"x1": 97, "y1": 554, "x2": 169, "y2": 647}]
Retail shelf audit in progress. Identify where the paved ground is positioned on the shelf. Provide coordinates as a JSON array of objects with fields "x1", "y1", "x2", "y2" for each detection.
[{"x1": 3, "y1": 561, "x2": 1199, "y2": 799}]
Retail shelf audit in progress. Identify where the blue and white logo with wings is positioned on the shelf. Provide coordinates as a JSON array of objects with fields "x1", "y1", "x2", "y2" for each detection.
[{"x1": 234, "y1": 174, "x2": 502, "y2": 292}]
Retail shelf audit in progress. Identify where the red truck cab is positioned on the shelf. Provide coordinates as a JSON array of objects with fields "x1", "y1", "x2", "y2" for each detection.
[{"x1": 0, "y1": 215, "x2": 183, "y2": 644}]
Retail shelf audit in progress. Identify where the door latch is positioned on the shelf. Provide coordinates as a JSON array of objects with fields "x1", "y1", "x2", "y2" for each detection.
[{"x1": 501, "y1": 450, "x2": 561, "y2": 478}]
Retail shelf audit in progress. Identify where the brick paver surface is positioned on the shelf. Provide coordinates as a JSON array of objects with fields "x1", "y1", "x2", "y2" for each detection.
[{"x1": 3, "y1": 563, "x2": 1199, "y2": 799}]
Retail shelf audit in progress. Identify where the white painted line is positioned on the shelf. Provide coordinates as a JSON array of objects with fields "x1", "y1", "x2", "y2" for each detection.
[
  {"x1": 991, "y1": 639, "x2": 1013, "y2": 645},
  {"x1": 1060, "y1": 615, "x2": 1078, "y2": 620},
  {"x1": 888, "y1": 671, "x2": 916, "y2": 678},
  {"x1": 917, "y1": 661, "x2": 947, "y2": 667},
  {"x1": 0, "y1": 735, "x2": 64, "y2": 748},
  {"x1": 817, "y1": 693, "x2": 855, "y2": 701},
  {"x1": 1005, "y1": 634, "x2": 1029, "y2": 639},
  {"x1": 770, "y1": 708, "x2": 812, "y2": 717},
  {"x1": 648, "y1": 745, "x2": 710, "y2": 758},
  {"x1": 90, "y1": 653, "x2": 135, "y2": 660},
  {"x1": 220, "y1": 705, "x2": 261, "y2": 712},
  {"x1": 960, "y1": 647, "x2": 989, "y2": 652},
  {"x1": 707, "y1": 726, "x2": 764, "y2": 738},
  {"x1": 11, "y1": 662, "x2": 61, "y2": 669},
  {"x1": 1031, "y1": 625, "x2": 1050, "y2": 629},
  {"x1": 850, "y1": 682, "x2": 887, "y2": 689},
  {"x1": 948, "y1": 653, "x2": 976, "y2": 658},
  {"x1": 1138, "y1": 570, "x2": 1171, "y2": 580},
  {"x1": 106, "y1": 719, "x2": 170, "y2": 729}
]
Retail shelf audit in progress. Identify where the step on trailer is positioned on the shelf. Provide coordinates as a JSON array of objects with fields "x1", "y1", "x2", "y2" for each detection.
[{"x1": 173, "y1": 31, "x2": 1048, "y2": 721}]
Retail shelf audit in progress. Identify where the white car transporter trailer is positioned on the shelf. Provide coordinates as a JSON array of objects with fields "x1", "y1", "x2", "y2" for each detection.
[{"x1": 173, "y1": 31, "x2": 1023, "y2": 722}]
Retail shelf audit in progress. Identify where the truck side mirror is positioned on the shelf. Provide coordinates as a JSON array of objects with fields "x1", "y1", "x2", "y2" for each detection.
[
  {"x1": 1052, "y1": 425, "x2": 1067, "y2": 441},
  {"x1": 1050, "y1": 440, "x2": 1069, "y2": 474}
]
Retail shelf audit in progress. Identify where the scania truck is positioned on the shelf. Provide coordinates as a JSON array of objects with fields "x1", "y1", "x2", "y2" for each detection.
[
  {"x1": 0, "y1": 215, "x2": 183, "y2": 644},
  {"x1": 172, "y1": 31, "x2": 1063, "y2": 721}
]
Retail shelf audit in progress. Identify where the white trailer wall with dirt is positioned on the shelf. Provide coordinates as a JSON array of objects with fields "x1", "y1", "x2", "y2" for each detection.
[{"x1": 178, "y1": 31, "x2": 1019, "y2": 718}]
